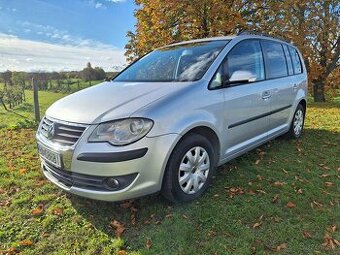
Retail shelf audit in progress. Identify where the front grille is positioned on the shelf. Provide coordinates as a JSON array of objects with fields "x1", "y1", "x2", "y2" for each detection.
[
  {"x1": 40, "y1": 117, "x2": 87, "y2": 146},
  {"x1": 43, "y1": 162, "x2": 137, "y2": 192}
]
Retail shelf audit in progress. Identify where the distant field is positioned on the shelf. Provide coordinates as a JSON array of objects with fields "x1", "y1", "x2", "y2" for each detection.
[{"x1": 0, "y1": 80, "x2": 102, "y2": 128}]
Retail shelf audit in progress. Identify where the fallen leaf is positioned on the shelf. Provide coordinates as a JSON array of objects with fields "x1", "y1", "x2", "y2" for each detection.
[
  {"x1": 52, "y1": 207, "x2": 63, "y2": 215},
  {"x1": 322, "y1": 233, "x2": 338, "y2": 249},
  {"x1": 226, "y1": 187, "x2": 245, "y2": 197},
  {"x1": 165, "y1": 213, "x2": 173, "y2": 218},
  {"x1": 19, "y1": 239, "x2": 33, "y2": 246},
  {"x1": 253, "y1": 222, "x2": 262, "y2": 229},
  {"x1": 182, "y1": 214, "x2": 188, "y2": 219},
  {"x1": 42, "y1": 233, "x2": 50, "y2": 238},
  {"x1": 117, "y1": 250, "x2": 127, "y2": 255},
  {"x1": 146, "y1": 238, "x2": 152, "y2": 250},
  {"x1": 255, "y1": 159, "x2": 261, "y2": 165},
  {"x1": 302, "y1": 231, "x2": 312, "y2": 239},
  {"x1": 120, "y1": 201, "x2": 133, "y2": 209},
  {"x1": 109, "y1": 220, "x2": 126, "y2": 238},
  {"x1": 19, "y1": 168, "x2": 27, "y2": 175},
  {"x1": 32, "y1": 204, "x2": 44, "y2": 215},
  {"x1": 273, "y1": 181, "x2": 286, "y2": 187},
  {"x1": 276, "y1": 243, "x2": 287, "y2": 251},
  {"x1": 272, "y1": 194, "x2": 279, "y2": 203},
  {"x1": 296, "y1": 188, "x2": 303, "y2": 194},
  {"x1": 320, "y1": 174, "x2": 330, "y2": 178},
  {"x1": 281, "y1": 168, "x2": 288, "y2": 174},
  {"x1": 207, "y1": 230, "x2": 217, "y2": 237},
  {"x1": 324, "y1": 182, "x2": 334, "y2": 187},
  {"x1": 286, "y1": 202, "x2": 296, "y2": 208}
]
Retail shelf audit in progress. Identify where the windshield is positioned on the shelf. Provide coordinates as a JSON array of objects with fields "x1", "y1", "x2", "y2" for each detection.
[{"x1": 114, "y1": 40, "x2": 229, "y2": 82}]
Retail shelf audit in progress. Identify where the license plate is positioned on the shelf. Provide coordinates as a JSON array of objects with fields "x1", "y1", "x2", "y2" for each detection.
[{"x1": 38, "y1": 143, "x2": 61, "y2": 168}]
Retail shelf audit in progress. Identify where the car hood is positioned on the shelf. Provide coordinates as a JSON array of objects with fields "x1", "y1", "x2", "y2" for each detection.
[{"x1": 46, "y1": 81, "x2": 192, "y2": 124}]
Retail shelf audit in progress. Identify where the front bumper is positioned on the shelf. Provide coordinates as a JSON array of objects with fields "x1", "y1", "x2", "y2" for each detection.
[{"x1": 36, "y1": 126, "x2": 180, "y2": 201}]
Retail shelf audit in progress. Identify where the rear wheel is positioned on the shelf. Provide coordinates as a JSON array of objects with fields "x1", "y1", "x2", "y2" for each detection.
[
  {"x1": 161, "y1": 133, "x2": 215, "y2": 203},
  {"x1": 285, "y1": 104, "x2": 305, "y2": 139}
]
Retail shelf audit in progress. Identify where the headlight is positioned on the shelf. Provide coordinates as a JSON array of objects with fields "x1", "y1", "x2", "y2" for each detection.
[{"x1": 89, "y1": 118, "x2": 153, "y2": 146}]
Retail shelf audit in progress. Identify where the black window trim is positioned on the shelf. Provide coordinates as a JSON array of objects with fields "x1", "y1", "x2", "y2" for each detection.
[{"x1": 282, "y1": 44, "x2": 294, "y2": 76}]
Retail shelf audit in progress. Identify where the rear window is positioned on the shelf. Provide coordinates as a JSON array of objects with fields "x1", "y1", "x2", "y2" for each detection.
[
  {"x1": 262, "y1": 41, "x2": 288, "y2": 79},
  {"x1": 289, "y1": 47, "x2": 303, "y2": 74}
]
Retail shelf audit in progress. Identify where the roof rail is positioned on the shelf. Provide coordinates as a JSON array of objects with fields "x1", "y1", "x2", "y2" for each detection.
[{"x1": 237, "y1": 30, "x2": 291, "y2": 43}]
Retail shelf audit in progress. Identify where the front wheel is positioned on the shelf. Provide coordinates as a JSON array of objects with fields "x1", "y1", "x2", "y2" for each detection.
[
  {"x1": 285, "y1": 104, "x2": 305, "y2": 139},
  {"x1": 161, "y1": 133, "x2": 215, "y2": 203}
]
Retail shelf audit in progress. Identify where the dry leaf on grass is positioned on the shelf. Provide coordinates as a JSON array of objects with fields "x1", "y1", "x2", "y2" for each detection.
[
  {"x1": 19, "y1": 239, "x2": 33, "y2": 246},
  {"x1": 276, "y1": 243, "x2": 287, "y2": 251},
  {"x1": 252, "y1": 222, "x2": 262, "y2": 229},
  {"x1": 272, "y1": 194, "x2": 279, "y2": 203},
  {"x1": 109, "y1": 220, "x2": 126, "y2": 238},
  {"x1": 146, "y1": 238, "x2": 152, "y2": 250},
  {"x1": 273, "y1": 181, "x2": 286, "y2": 187},
  {"x1": 19, "y1": 168, "x2": 27, "y2": 175},
  {"x1": 32, "y1": 204, "x2": 44, "y2": 215},
  {"x1": 324, "y1": 182, "x2": 334, "y2": 187},
  {"x1": 117, "y1": 250, "x2": 127, "y2": 255},
  {"x1": 52, "y1": 207, "x2": 63, "y2": 215},
  {"x1": 302, "y1": 231, "x2": 312, "y2": 239},
  {"x1": 286, "y1": 202, "x2": 296, "y2": 208},
  {"x1": 120, "y1": 201, "x2": 133, "y2": 209}
]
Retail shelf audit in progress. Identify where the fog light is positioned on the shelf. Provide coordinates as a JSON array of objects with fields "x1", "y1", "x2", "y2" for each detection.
[{"x1": 104, "y1": 178, "x2": 120, "y2": 190}]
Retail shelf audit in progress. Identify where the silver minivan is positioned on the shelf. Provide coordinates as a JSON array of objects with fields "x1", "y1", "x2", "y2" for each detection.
[{"x1": 36, "y1": 33, "x2": 307, "y2": 202}]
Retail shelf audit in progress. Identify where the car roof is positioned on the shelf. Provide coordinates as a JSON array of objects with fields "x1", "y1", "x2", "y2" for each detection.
[{"x1": 159, "y1": 34, "x2": 294, "y2": 49}]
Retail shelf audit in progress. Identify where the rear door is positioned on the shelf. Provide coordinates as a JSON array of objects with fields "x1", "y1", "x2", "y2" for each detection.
[
  {"x1": 212, "y1": 39, "x2": 271, "y2": 157},
  {"x1": 260, "y1": 40, "x2": 295, "y2": 135}
]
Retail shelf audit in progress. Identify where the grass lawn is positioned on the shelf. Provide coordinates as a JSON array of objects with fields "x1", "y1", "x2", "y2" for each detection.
[{"x1": 0, "y1": 90, "x2": 339, "y2": 254}]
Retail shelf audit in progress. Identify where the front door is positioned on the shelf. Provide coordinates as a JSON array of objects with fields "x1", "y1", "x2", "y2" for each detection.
[{"x1": 211, "y1": 39, "x2": 272, "y2": 158}]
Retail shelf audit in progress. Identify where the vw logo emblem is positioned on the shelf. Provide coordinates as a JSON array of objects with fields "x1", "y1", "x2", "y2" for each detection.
[{"x1": 47, "y1": 123, "x2": 55, "y2": 139}]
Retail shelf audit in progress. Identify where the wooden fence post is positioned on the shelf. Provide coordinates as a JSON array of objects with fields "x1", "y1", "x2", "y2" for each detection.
[{"x1": 33, "y1": 77, "x2": 40, "y2": 122}]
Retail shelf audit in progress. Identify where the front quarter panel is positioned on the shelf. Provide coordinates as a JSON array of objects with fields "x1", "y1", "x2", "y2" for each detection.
[{"x1": 133, "y1": 80, "x2": 225, "y2": 141}]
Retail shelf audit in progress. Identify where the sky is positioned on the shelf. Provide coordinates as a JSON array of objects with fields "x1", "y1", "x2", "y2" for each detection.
[{"x1": 0, "y1": 0, "x2": 136, "y2": 72}]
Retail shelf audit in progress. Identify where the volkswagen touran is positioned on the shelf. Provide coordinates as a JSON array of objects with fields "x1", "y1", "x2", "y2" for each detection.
[{"x1": 36, "y1": 33, "x2": 307, "y2": 202}]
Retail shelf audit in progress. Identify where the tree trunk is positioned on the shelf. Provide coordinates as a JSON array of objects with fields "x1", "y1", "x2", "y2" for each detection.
[
  {"x1": 313, "y1": 80, "x2": 326, "y2": 102},
  {"x1": 0, "y1": 98, "x2": 7, "y2": 111}
]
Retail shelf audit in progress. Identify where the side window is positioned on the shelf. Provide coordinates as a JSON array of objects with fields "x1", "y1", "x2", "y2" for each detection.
[
  {"x1": 262, "y1": 41, "x2": 288, "y2": 79},
  {"x1": 283, "y1": 45, "x2": 294, "y2": 75},
  {"x1": 289, "y1": 47, "x2": 302, "y2": 74},
  {"x1": 226, "y1": 40, "x2": 265, "y2": 82},
  {"x1": 209, "y1": 40, "x2": 265, "y2": 89}
]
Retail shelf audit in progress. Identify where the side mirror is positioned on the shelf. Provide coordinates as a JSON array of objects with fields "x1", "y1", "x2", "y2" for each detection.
[{"x1": 224, "y1": 70, "x2": 257, "y2": 86}]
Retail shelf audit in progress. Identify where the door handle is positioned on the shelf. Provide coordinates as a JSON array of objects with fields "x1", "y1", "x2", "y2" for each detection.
[
  {"x1": 262, "y1": 91, "x2": 271, "y2": 99},
  {"x1": 293, "y1": 84, "x2": 298, "y2": 89}
]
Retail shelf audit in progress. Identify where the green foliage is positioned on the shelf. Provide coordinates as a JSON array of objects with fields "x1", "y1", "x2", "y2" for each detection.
[{"x1": 80, "y1": 62, "x2": 106, "y2": 81}]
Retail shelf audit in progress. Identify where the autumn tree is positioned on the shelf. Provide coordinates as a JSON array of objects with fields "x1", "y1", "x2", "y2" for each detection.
[
  {"x1": 126, "y1": 0, "x2": 340, "y2": 102},
  {"x1": 245, "y1": 0, "x2": 340, "y2": 102},
  {"x1": 125, "y1": 0, "x2": 248, "y2": 62}
]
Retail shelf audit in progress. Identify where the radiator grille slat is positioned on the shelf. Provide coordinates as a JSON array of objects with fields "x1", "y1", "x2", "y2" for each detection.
[{"x1": 39, "y1": 117, "x2": 87, "y2": 146}]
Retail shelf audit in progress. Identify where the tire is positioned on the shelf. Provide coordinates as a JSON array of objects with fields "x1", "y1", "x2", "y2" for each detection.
[
  {"x1": 161, "y1": 133, "x2": 216, "y2": 203},
  {"x1": 284, "y1": 104, "x2": 305, "y2": 139}
]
